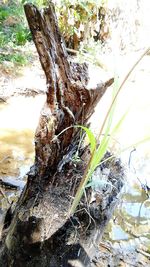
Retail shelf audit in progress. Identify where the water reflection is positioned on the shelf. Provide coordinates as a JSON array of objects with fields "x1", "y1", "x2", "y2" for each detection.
[{"x1": 105, "y1": 162, "x2": 150, "y2": 253}]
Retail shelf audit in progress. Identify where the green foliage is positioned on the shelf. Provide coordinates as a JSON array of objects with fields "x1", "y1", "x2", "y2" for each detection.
[
  {"x1": 0, "y1": 1, "x2": 31, "y2": 66},
  {"x1": 0, "y1": 53, "x2": 28, "y2": 65},
  {"x1": 21, "y1": 0, "x2": 49, "y2": 7},
  {"x1": 0, "y1": 31, "x2": 6, "y2": 47},
  {"x1": 69, "y1": 48, "x2": 150, "y2": 215},
  {"x1": 0, "y1": 6, "x2": 10, "y2": 22},
  {"x1": 0, "y1": 3, "x2": 31, "y2": 45},
  {"x1": 0, "y1": 0, "x2": 108, "y2": 66},
  {"x1": 13, "y1": 24, "x2": 31, "y2": 45},
  {"x1": 56, "y1": 0, "x2": 107, "y2": 49},
  {"x1": 76, "y1": 126, "x2": 96, "y2": 154}
]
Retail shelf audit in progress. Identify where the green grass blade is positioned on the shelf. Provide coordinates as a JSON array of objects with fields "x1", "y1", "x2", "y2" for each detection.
[
  {"x1": 53, "y1": 125, "x2": 96, "y2": 154},
  {"x1": 69, "y1": 48, "x2": 150, "y2": 216},
  {"x1": 69, "y1": 169, "x2": 91, "y2": 215},
  {"x1": 99, "y1": 136, "x2": 150, "y2": 167},
  {"x1": 96, "y1": 75, "x2": 119, "y2": 164},
  {"x1": 111, "y1": 109, "x2": 130, "y2": 136},
  {"x1": 69, "y1": 133, "x2": 150, "y2": 216},
  {"x1": 91, "y1": 136, "x2": 109, "y2": 172},
  {"x1": 76, "y1": 125, "x2": 96, "y2": 154},
  {"x1": 104, "y1": 74, "x2": 119, "y2": 132},
  {"x1": 96, "y1": 48, "x2": 150, "y2": 143}
]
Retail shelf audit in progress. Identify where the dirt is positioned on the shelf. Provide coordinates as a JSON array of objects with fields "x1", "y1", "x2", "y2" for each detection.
[{"x1": 0, "y1": 47, "x2": 46, "y2": 102}]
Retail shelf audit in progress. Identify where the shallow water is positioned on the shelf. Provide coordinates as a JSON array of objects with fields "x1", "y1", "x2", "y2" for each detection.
[
  {"x1": 0, "y1": 95, "x2": 45, "y2": 213},
  {"x1": 106, "y1": 170, "x2": 150, "y2": 247}
]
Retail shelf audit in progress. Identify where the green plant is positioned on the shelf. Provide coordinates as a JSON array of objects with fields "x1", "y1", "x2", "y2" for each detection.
[
  {"x1": 21, "y1": 0, "x2": 49, "y2": 7},
  {"x1": 55, "y1": 0, "x2": 108, "y2": 49},
  {"x1": 0, "y1": 53, "x2": 28, "y2": 65},
  {"x1": 0, "y1": 6, "x2": 26, "y2": 43},
  {"x1": 0, "y1": 31, "x2": 7, "y2": 47},
  {"x1": 0, "y1": 6, "x2": 10, "y2": 22},
  {"x1": 13, "y1": 24, "x2": 31, "y2": 45},
  {"x1": 0, "y1": 1, "x2": 32, "y2": 66},
  {"x1": 68, "y1": 47, "x2": 150, "y2": 215}
]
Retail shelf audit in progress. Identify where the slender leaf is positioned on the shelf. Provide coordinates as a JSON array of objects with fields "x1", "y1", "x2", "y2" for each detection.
[
  {"x1": 69, "y1": 48, "x2": 150, "y2": 216},
  {"x1": 76, "y1": 125, "x2": 96, "y2": 154},
  {"x1": 111, "y1": 108, "x2": 130, "y2": 136},
  {"x1": 98, "y1": 136, "x2": 150, "y2": 167}
]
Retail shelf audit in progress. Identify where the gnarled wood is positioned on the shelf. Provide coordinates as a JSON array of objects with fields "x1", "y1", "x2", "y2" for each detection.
[
  {"x1": 24, "y1": 3, "x2": 113, "y2": 178},
  {"x1": 0, "y1": 3, "x2": 124, "y2": 267}
]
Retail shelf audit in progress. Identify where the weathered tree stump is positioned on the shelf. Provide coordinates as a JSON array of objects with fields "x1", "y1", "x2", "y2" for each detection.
[{"x1": 0, "y1": 3, "x2": 124, "y2": 267}]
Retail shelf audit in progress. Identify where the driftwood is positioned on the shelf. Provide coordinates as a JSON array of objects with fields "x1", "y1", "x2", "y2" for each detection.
[{"x1": 0, "y1": 3, "x2": 124, "y2": 267}]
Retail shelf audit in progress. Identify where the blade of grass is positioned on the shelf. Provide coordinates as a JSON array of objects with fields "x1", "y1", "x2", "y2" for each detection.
[
  {"x1": 91, "y1": 108, "x2": 129, "y2": 172},
  {"x1": 90, "y1": 75, "x2": 120, "y2": 172},
  {"x1": 77, "y1": 126, "x2": 96, "y2": 154},
  {"x1": 98, "y1": 74, "x2": 119, "y2": 147},
  {"x1": 90, "y1": 136, "x2": 109, "y2": 172},
  {"x1": 52, "y1": 125, "x2": 96, "y2": 153},
  {"x1": 69, "y1": 136, "x2": 150, "y2": 215},
  {"x1": 111, "y1": 108, "x2": 130, "y2": 136},
  {"x1": 99, "y1": 136, "x2": 150, "y2": 167},
  {"x1": 104, "y1": 73, "x2": 119, "y2": 132},
  {"x1": 69, "y1": 47, "x2": 150, "y2": 216}
]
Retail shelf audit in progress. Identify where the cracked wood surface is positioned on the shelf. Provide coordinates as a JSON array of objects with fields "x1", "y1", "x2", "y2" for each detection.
[{"x1": 24, "y1": 3, "x2": 113, "y2": 178}]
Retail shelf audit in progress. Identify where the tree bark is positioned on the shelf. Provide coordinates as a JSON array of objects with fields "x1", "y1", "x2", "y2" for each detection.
[{"x1": 0, "y1": 3, "x2": 124, "y2": 267}]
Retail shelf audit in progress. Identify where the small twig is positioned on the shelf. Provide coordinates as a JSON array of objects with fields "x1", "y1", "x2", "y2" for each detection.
[
  {"x1": 137, "y1": 197, "x2": 150, "y2": 223},
  {"x1": 99, "y1": 242, "x2": 112, "y2": 251},
  {"x1": 136, "y1": 248, "x2": 150, "y2": 259},
  {"x1": 74, "y1": 207, "x2": 96, "y2": 231},
  {"x1": 0, "y1": 179, "x2": 19, "y2": 190},
  {"x1": 0, "y1": 156, "x2": 10, "y2": 164},
  {"x1": 0, "y1": 186, "x2": 11, "y2": 204},
  {"x1": 83, "y1": 189, "x2": 92, "y2": 231},
  {"x1": 69, "y1": 217, "x2": 78, "y2": 243},
  {"x1": 128, "y1": 147, "x2": 136, "y2": 168},
  {"x1": 66, "y1": 48, "x2": 78, "y2": 55},
  {"x1": 0, "y1": 186, "x2": 7, "y2": 199}
]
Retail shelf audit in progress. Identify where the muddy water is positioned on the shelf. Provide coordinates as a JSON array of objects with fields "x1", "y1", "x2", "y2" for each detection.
[{"x1": 0, "y1": 95, "x2": 45, "y2": 219}]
